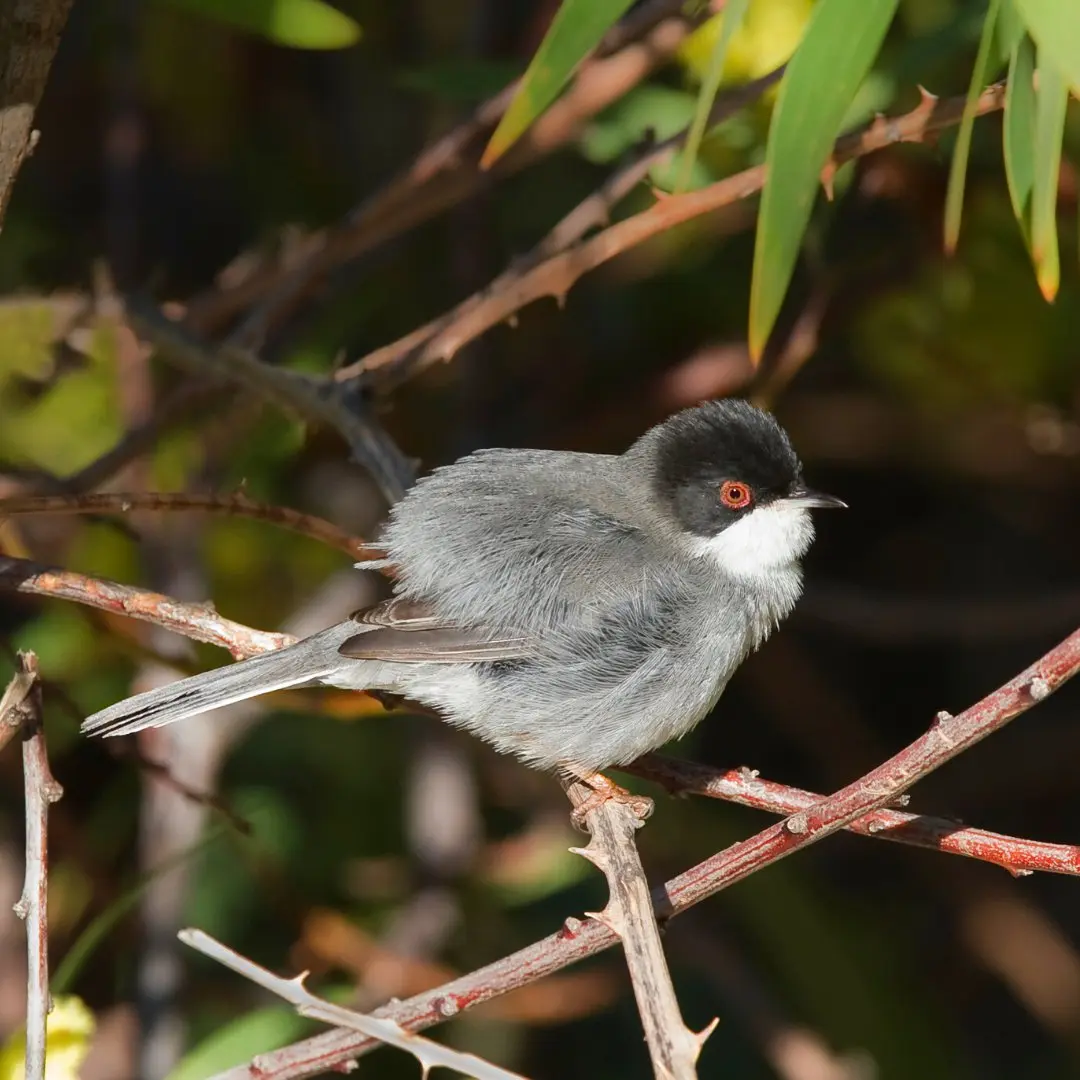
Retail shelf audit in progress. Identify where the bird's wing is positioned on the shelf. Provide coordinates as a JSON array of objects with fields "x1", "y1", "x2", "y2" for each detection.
[
  {"x1": 374, "y1": 449, "x2": 660, "y2": 634},
  {"x1": 339, "y1": 596, "x2": 530, "y2": 663}
]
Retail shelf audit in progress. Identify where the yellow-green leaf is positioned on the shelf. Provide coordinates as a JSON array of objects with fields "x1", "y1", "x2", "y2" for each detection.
[
  {"x1": 1030, "y1": 48, "x2": 1068, "y2": 300},
  {"x1": 676, "y1": 0, "x2": 752, "y2": 193},
  {"x1": 749, "y1": 0, "x2": 898, "y2": 360},
  {"x1": 944, "y1": 0, "x2": 1002, "y2": 253},
  {"x1": 1012, "y1": 0, "x2": 1080, "y2": 90},
  {"x1": 162, "y1": 0, "x2": 360, "y2": 50},
  {"x1": 0, "y1": 996, "x2": 95, "y2": 1080},
  {"x1": 1003, "y1": 32, "x2": 1036, "y2": 243},
  {"x1": 481, "y1": 0, "x2": 635, "y2": 168}
]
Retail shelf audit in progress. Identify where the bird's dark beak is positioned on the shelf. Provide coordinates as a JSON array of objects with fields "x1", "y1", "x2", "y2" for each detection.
[{"x1": 783, "y1": 487, "x2": 847, "y2": 510}]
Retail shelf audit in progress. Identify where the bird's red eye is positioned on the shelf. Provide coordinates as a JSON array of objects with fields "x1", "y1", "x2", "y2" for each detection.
[{"x1": 719, "y1": 481, "x2": 753, "y2": 510}]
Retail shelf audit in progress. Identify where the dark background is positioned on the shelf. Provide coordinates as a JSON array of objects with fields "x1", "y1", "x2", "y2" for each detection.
[{"x1": 1, "y1": 1, "x2": 1080, "y2": 1077}]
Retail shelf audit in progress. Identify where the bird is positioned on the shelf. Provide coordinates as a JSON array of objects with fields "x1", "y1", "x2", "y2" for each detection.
[{"x1": 81, "y1": 398, "x2": 844, "y2": 820}]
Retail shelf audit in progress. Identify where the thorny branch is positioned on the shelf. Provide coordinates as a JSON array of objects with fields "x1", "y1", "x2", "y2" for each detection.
[
  {"x1": 339, "y1": 83, "x2": 1007, "y2": 388},
  {"x1": 180, "y1": 929, "x2": 528, "y2": 1080},
  {"x1": 2, "y1": 653, "x2": 64, "y2": 1080},
  {"x1": 211, "y1": 628, "x2": 1080, "y2": 1080},
  {"x1": 2, "y1": 552, "x2": 1076, "y2": 880},
  {"x1": 567, "y1": 782, "x2": 713, "y2": 1080}
]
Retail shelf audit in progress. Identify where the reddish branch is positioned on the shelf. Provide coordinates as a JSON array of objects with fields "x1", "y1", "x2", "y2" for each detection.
[
  {"x1": 211, "y1": 628, "x2": 1080, "y2": 1080},
  {"x1": 1, "y1": 552, "x2": 1075, "y2": 880},
  {"x1": 341, "y1": 84, "x2": 1006, "y2": 388},
  {"x1": 0, "y1": 491, "x2": 378, "y2": 561},
  {"x1": 3, "y1": 653, "x2": 64, "y2": 1080},
  {"x1": 0, "y1": 555, "x2": 294, "y2": 660}
]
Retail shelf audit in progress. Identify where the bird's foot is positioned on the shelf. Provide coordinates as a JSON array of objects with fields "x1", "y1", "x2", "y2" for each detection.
[{"x1": 569, "y1": 771, "x2": 654, "y2": 832}]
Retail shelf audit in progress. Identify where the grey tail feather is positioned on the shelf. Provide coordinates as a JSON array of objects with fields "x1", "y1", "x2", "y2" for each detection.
[{"x1": 81, "y1": 621, "x2": 363, "y2": 738}]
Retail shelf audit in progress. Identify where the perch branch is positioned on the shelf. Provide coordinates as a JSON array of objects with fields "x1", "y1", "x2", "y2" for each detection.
[
  {"x1": 339, "y1": 83, "x2": 1005, "y2": 386},
  {"x1": 0, "y1": 491, "x2": 377, "y2": 561},
  {"x1": 626, "y1": 755, "x2": 1080, "y2": 877},
  {"x1": 567, "y1": 783, "x2": 712, "y2": 1080},
  {"x1": 0, "y1": 556, "x2": 294, "y2": 660},
  {"x1": 3, "y1": 654, "x2": 64, "y2": 1080},
  {"x1": 208, "y1": 627, "x2": 1080, "y2": 1080},
  {"x1": 1, "y1": 555, "x2": 1074, "y2": 877},
  {"x1": 180, "y1": 929, "x2": 528, "y2": 1080}
]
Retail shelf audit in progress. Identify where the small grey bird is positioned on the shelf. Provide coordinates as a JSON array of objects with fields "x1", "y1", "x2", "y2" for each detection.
[{"x1": 82, "y1": 399, "x2": 843, "y2": 813}]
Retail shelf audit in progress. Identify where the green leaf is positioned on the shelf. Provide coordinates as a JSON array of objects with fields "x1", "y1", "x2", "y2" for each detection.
[
  {"x1": 944, "y1": 0, "x2": 1001, "y2": 253},
  {"x1": 1003, "y1": 32, "x2": 1037, "y2": 243},
  {"x1": 749, "y1": 0, "x2": 899, "y2": 359},
  {"x1": 167, "y1": 1007, "x2": 313, "y2": 1080},
  {"x1": 675, "y1": 0, "x2": 752, "y2": 193},
  {"x1": 1012, "y1": 0, "x2": 1080, "y2": 90},
  {"x1": 995, "y1": 0, "x2": 1027, "y2": 62},
  {"x1": 481, "y1": 0, "x2": 635, "y2": 168},
  {"x1": 162, "y1": 0, "x2": 360, "y2": 50},
  {"x1": 1030, "y1": 48, "x2": 1069, "y2": 300}
]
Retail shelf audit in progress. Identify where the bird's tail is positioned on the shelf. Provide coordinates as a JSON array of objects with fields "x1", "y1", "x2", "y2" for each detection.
[{"x1": 81, "y1": 620, "x2": 362, "y2": 738}]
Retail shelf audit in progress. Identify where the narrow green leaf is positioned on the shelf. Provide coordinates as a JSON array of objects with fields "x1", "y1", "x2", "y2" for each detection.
[
  {"x1": 1030, "y1": 49, "x2": 1068, "y2": 300},
  {"x1": 1003, "y1": 33, "x2": 1037, "y2": 242},
  {"x1": 995, "y1": 0, "x2": 1026, "y2": 62},
  {"x1": 675, "y1": 0, "x2": 753, "y2": 193},
  {"x1": 944, "y1": 0, "x2": 1001, "y2": 253},
  {"x1": 749, "y1": 0, "x2": 899, "y2": 360},
  {"x1": 481, "y1": 0, "x2": 635, "y2": 168},
  {"x1": 162, "y1": 0, "x2": 360, "y2": 50},
  {"x1": 1013, "y1": 0, "x2": 1080, "y2": 90}
]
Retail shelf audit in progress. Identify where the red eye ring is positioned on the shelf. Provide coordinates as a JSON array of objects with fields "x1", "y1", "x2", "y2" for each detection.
[{"x1": 719, "y1": 480, "x2": 753, "y2": 510}]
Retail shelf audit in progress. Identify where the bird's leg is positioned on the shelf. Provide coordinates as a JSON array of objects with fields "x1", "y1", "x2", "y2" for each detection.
[{"x1": 564, "y1": 768, "x2": 654, "y2": 832}]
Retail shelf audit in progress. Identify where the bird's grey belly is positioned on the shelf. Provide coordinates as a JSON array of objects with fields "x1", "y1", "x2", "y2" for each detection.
[{"x1": 378, "y1": 626, "x2": 744, "y2": 773}]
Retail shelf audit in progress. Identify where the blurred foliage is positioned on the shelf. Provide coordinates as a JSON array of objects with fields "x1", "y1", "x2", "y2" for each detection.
[{"x1": 0, "y1": 0, "x2": 1079, "y2": 1078}]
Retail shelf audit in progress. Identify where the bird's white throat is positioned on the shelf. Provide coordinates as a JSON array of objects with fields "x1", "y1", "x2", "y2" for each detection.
[{"x1": 688, "y1": 501, "x2": 814, "y2": 579}]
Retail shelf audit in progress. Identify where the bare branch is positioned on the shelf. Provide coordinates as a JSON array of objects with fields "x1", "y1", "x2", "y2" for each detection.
[
  {"x1": 180, "y1": 929, "x2": 529, "y2": 1080},
  {"x1": 340, "y1": 84, "x2": 1005, "y2": 388},
  {"x1": 567, "y1": 784, "x2": 712, "y2": 1079},
  {"x1": 125, "y1": 299, "x2": 415, "y2": 504},
  {"x1": 1, "y1": 554, "x2": 1073, "y2": 878},
  {"x1": 4, "y1": 653, "x2": 64, "y2": 1080},
  {"x1": 626, "y1": 755, "x2": 1080, "y2": 878},
  {"x1": 0, "y1": 491, "x2": 378, "y2": 561},
  {"x1": 0, "y1": 556, "x2": 294, "y2": 660},
  {"x1": 207, "y1": 627, "x2": 1080, "y2": 1080}
]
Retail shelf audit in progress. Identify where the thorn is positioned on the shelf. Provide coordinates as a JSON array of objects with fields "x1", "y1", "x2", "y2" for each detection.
[
  {"x1": 506, "y1": 313, "x2": 519, "y2": 329},
  {"x1": 1028, "y1": 676, "x2": 1050, "y2": 701},
  {"x1": 738, "y1": 765, "x2": 760, "y2": 780},
  {"x1": 866, "y1": 818, "x2": 887, "y2": 834},
  {"x1": 585, "y1": 907, "x2": 623, "y2": 935},
  {"x1": 917, "y1": 85, "x2": 939, "y2": 108},
  {"x1": 933, "y1": 710, "x2": 953, "y2": 726},
  {"x1": 1008, "y1": 866, "x2": 1035, "y2": 878},
  {"x1": 553, "y1": 291, "x2": 568, "y2": 310},
  {"x1": 695, "y1": 1016, "x2": 721, "y2": 1050},
  {"x1": 820, "y1": 158, "x2": 837, "y2": 201}
]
